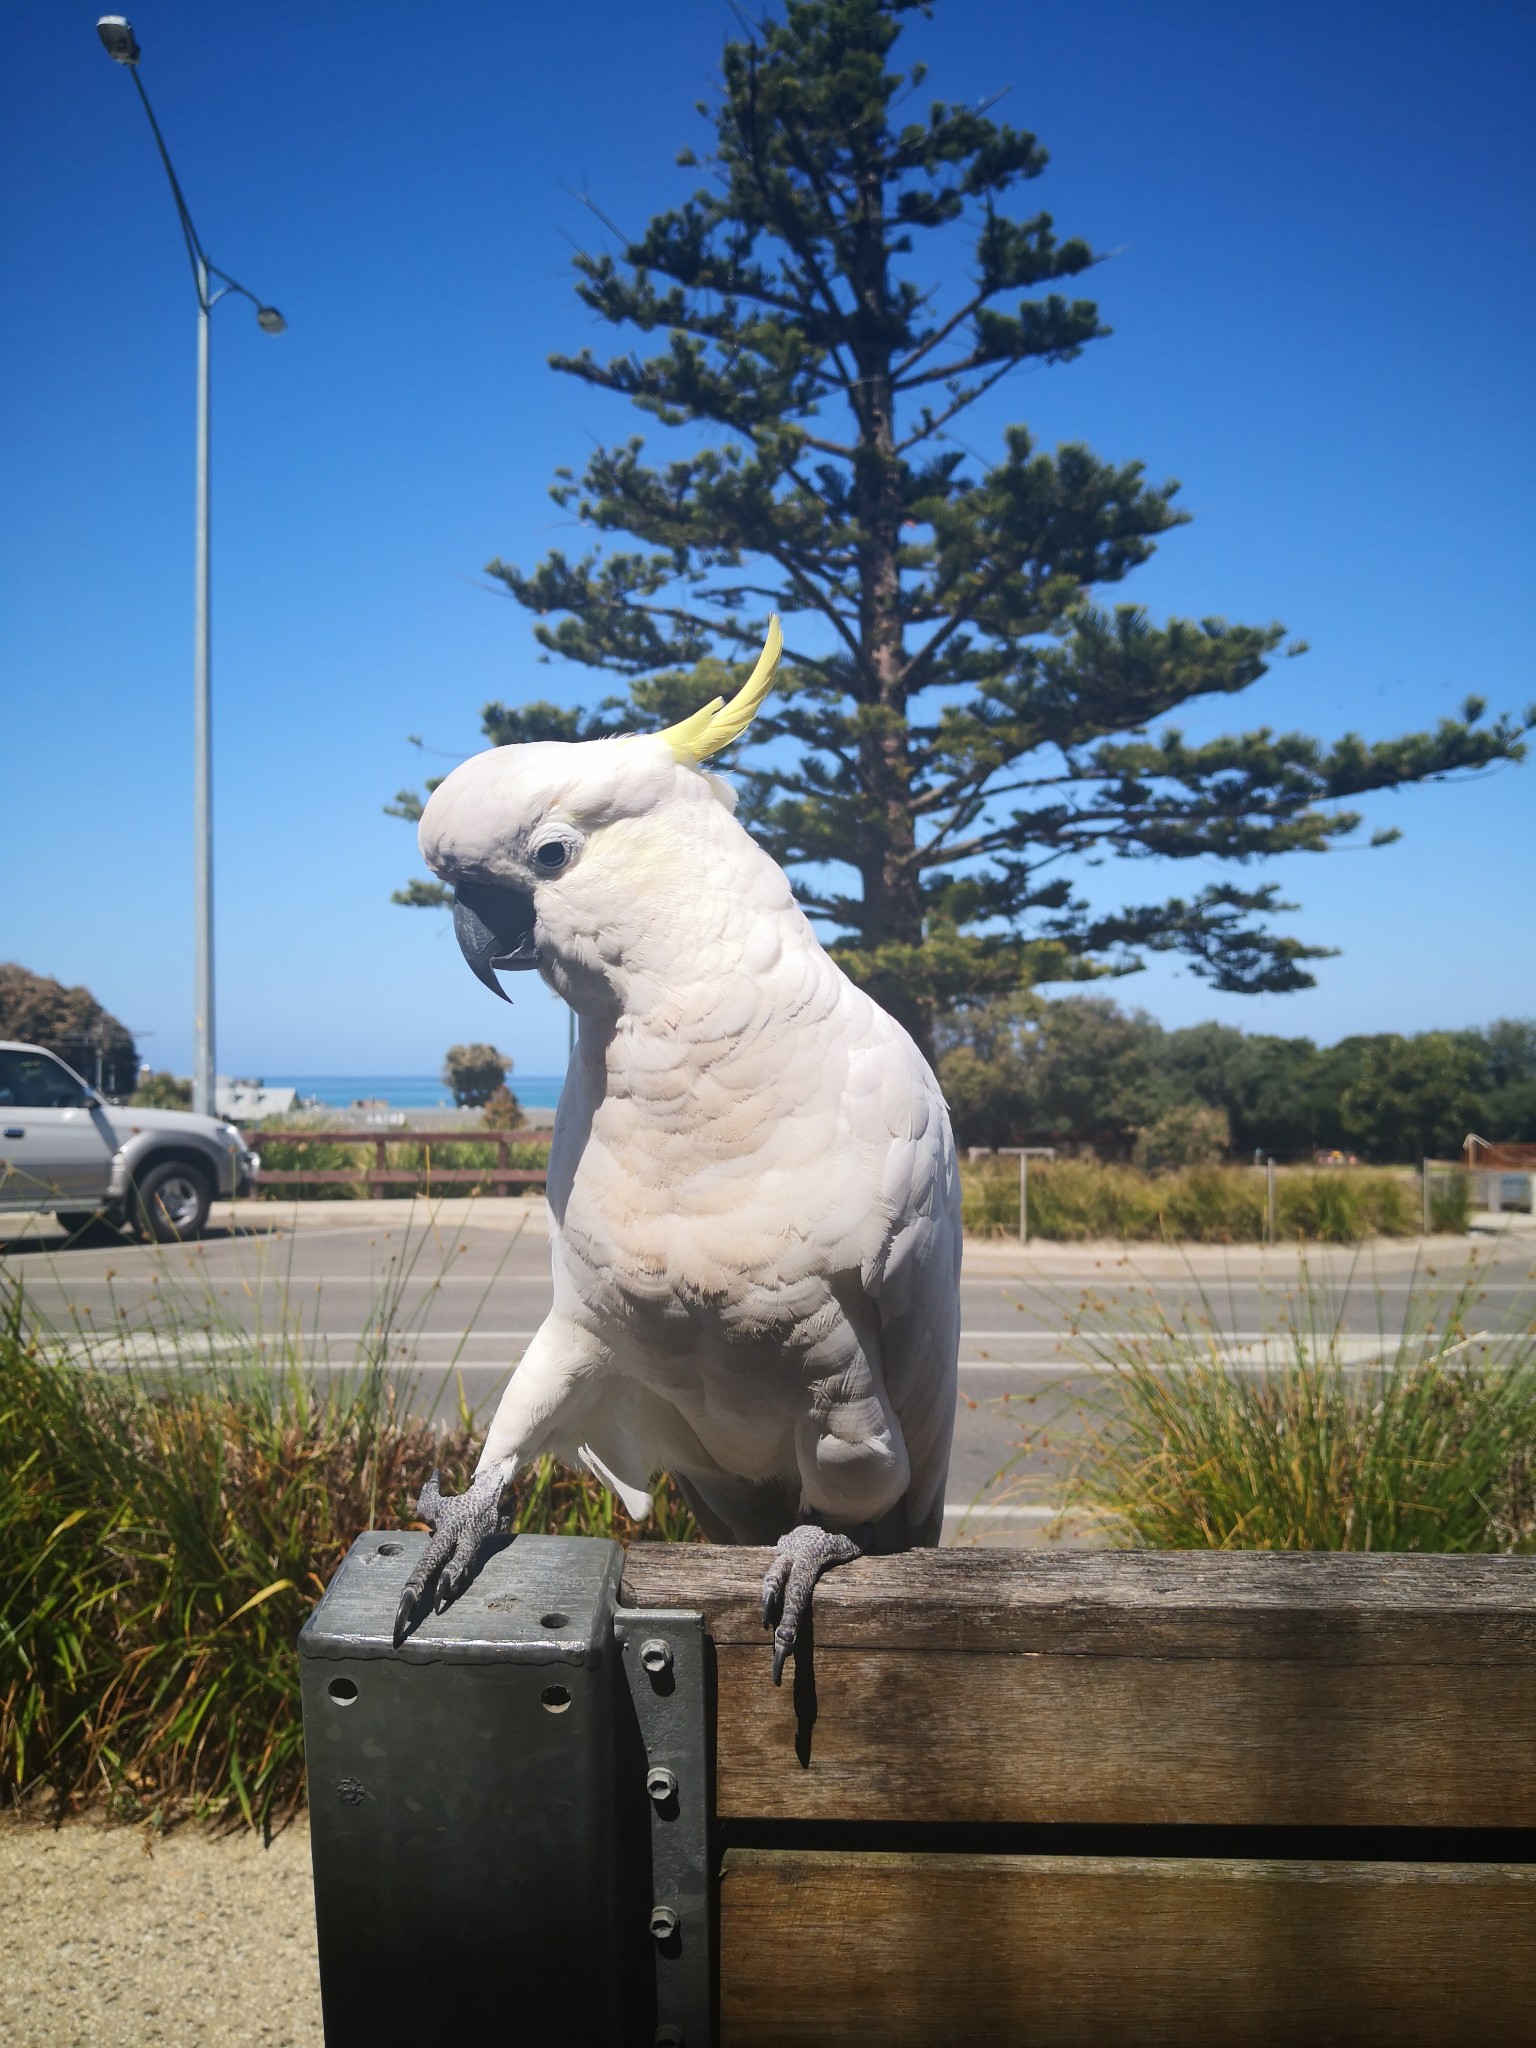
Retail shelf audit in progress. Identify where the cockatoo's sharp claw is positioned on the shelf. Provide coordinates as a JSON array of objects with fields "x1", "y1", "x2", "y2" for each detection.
[
  {"x1": 760, "y1": 1525, "x2": 861, "y2": 1687},
  {"x1": 771, "y1": 1625, "x2": 794, "y2": 1688},
  {"x1": 391, "y1": 1466, "x2": 508, "y2": 1646},
  {"x1": 392, "y1": 1584, "x2": 417, "y2": 1648}
]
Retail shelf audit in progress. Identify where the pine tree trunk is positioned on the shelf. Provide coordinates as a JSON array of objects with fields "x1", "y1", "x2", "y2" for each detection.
[{"x1": 850, "y1": 165, "x2": 931, "y2": 1061}]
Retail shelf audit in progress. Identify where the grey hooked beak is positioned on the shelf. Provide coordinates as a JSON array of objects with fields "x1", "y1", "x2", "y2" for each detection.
[{"x1": 452, "y1": 881, "x2": 539, "y2": 1001}]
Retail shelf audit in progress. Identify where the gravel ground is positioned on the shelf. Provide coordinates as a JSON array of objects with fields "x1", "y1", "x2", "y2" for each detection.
[{"x1": 0, "y1": 1814, "x2": 321, "y2": 2047}]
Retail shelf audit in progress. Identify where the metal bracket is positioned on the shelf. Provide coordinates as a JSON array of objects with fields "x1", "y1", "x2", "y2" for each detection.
[
  {"x1": 299, "y1": 1534, "x2": 712, "y2": 2047},
  {"x1": 616, "y1": 1608, "x2": 713, "y2": 2048}
]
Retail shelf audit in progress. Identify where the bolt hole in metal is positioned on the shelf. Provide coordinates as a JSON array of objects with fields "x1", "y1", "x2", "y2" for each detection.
[
  {"x1": 639, "y1": 1638, "x2": 673, "y2": 1677},
  {"x1": 541, "y1": 1685, "x2": 572, "y2": 1713},
  {"x1": 376, "y1": 1542, "x2": 403, "y2": 1557},
  {"x1": 649, "y1": 1904, "x2": 680, "y2": 1941},
  {"x1": 327, "y1": 1678, "x2": 359, "y2": 1707},
  {"x1": 655, "y1": 2029, "x2": 685, "y2": 2047},
  {"x1": 540, "y1": 1611, "x2": 569, "y2": 1629}
]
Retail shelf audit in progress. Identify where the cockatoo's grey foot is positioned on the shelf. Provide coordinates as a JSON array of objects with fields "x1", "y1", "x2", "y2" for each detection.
[
  {"x1": 392, "y1": 1466, "x2": 507, "y2": 1646},
  {"x1": 761, "y1": 1525, "x2": 861, "y2": 1687}
]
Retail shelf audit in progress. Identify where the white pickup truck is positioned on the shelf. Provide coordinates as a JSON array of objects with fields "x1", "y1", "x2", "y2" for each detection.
[{"x1": 0, "y1": 1041, "x2": 260, "y2": 1241}]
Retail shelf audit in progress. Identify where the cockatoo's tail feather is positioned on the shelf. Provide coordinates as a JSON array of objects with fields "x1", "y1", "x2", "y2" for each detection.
[{"x1": 658, "y1": 615, "x2": 782, "y2": 762}]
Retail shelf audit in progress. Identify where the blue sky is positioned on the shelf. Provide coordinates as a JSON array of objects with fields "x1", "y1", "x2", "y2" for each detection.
[{"x1": 3, "y1": 1, "x2": 1532, "y2": 1079}]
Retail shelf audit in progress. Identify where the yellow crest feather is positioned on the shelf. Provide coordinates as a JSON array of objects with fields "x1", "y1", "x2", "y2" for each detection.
[{"x1": 658, "y1": 615, "x2": 782, "y2": 763}]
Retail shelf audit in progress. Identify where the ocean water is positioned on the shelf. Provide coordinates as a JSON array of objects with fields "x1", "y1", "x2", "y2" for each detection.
[{"x1": 264, "y1": 1074, "x2": 567, "y2": 1109}]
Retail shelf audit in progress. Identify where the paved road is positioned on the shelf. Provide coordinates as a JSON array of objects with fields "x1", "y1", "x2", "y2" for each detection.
[{"x1": 5, "y1": 1197, "x2": 1533, "y2": 1544}]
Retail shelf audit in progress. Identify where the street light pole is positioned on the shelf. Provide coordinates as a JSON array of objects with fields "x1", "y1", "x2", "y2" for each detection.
[
  {"x1": 98, "y1": 16, "x2": 284, "y2": 1115},
  {"x1": 193, "y1": 249, "x2": 214, "y2": 1116}
]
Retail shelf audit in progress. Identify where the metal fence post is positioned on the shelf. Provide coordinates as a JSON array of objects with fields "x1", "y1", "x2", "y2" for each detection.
[
  {"x1": 1266, "y1": 1157, "x2": 1277, "y2": 1244},
  {"x1": 999, "y1": 1146, "x2": 1055, "y2": 1244},
  {"x1": 1422, "y1": 1161, "x2": 1432, "y2": 1236},
  {"x1": 299, "y1": 1531, "x2": 712, "y2": 2046}
]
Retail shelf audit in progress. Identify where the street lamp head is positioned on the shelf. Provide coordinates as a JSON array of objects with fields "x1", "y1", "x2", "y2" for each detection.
[
  {"x1": 255, "y1": 305, "x2": 287, "y2": 335},
  {"x1": 96, "y1": 15, "x2": 140, "y2": 64}
]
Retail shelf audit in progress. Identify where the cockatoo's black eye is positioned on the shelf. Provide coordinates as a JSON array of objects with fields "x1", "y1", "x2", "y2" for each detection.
[{"x1": 533, "y1": 840, "x2": 571, "y2": 873}]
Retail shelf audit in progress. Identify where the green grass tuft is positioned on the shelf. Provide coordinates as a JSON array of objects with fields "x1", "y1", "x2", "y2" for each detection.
[{"x1": 989, "y1": 1263, "x2": 1536, "y2": 1552}]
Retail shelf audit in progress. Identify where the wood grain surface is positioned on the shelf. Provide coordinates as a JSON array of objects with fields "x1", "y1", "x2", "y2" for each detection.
[
  {"x1": 709, "y1": 1644, "x2": 1535, "y2": 1825},
  {"x1": 718, "y1": 1849, "x2": 1536, "y2": 2047},
  {"x1": 622, "y1": 1548, "x2": 1536, "y2": 1660},
  {"x1": 621, "y1": 1549, "x2": 1536, "y2": 1825}
]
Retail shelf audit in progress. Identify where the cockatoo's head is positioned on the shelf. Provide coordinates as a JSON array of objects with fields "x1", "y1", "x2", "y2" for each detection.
[{"x1": 417, "y1": 618, "x2": 784, "y2": 1012}]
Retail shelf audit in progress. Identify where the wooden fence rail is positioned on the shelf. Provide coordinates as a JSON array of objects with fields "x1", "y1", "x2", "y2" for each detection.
[
  {"x1": 627, "y1": 1548, "x2": 1536, "y2": 2046},
  {"x1": 301, "y1": 1544, "x2": 1536, "y2": 2046},
  {"x1": 249, "y1": 1127, "x2": 549, "y2": 1194}
]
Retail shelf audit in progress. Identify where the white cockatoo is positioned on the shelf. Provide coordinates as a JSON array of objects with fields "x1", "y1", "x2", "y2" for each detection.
[{"x1": 396, "y1": 619, "x2": 960, "y2": 1681}]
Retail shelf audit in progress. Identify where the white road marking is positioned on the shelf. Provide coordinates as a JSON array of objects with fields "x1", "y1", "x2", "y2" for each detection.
[{"x1": 943, "y1": 1503, "x2": 1059, "y2": 1520}]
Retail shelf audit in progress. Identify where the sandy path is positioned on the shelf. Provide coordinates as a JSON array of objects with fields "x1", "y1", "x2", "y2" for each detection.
[{"x1": 0, "y1": 1815, "x2": 321, "y2": 2048}]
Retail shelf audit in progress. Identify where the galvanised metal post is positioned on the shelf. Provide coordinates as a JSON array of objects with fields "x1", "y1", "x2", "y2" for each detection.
[
  {"x1": 999, "y1": 1145, "x2": 1055, "y2": 1244},
  {"x1": 97, "y1": 16, "x2": 284, "y2": 1116},
  {"x1": 301, "y1": 1530, "x2": 714, "y2": 2045}
]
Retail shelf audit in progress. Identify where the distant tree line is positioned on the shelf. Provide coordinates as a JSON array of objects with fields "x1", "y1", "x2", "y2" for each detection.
[{"x1": 937, "y1": 996, "x2": 1536, "y2": 1164}]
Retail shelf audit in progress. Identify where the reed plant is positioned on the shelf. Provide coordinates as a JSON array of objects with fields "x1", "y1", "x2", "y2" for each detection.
[
  {"x1": 959, "y1": 1156, "x2": 1470, "y2": 1241},
  {"x1": 989, "y1": 1261, "x2": 1536, "y2": 1552},
  {"x1": 0, "y1": 1222, "x2": 696, "y2": 1829}
]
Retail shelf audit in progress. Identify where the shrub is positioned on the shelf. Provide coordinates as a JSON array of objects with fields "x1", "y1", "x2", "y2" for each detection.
[
  {"x1": 250, "y1": 1130, "x2": 371, "y2": 1198},
  {"x1": 1131, "y1": 1103, "x2": 1230, "y2": 1173},
  {"x1": 480, "y1": 1083, "x2": 524, "y2": 1128},
  {"x1": 0, "y1": 963, "x2": 138, "y2": 1096},
  {"x1": 131, "y1": 1071, "x2": 193, "y2": 1111},
  {"x1": 1038, "y1": 1270, "x2": 1536, "y2": 1551},
  {"x1": 958, "y1": 1157, "x2": 1468, "y2": 1241},
  {"x1": 443, "y1": 1043, "x2": 511, "y2": 1109},
  {"x1": 0, "y1": 1251, "x2": 697, "y2": 1827}
]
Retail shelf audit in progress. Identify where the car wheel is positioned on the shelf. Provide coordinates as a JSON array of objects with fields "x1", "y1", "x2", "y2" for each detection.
[
  {"x1": 132, "y1": 1161, "x2": 213, "y2": 1243},
  {"x1": 55, "y1": 1209, "x2": 124, "y2": 1243}
]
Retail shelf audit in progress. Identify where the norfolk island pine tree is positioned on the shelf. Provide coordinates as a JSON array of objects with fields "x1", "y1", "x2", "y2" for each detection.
[{"x1": 391, "y1": 0, "x2": 1530, "y2": 1065}]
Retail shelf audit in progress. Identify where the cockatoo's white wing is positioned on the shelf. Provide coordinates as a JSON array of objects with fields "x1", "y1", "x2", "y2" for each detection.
[{"x1": 854, "y1": 1023, "x2": 962, "y2": 1546}]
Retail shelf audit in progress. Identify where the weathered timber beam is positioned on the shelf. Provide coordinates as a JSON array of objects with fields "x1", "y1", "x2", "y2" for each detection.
[
  {"x1": 622, "y1": 1548, "x2": 1536, "y2": 1657},
  {"x1": 620, "y1": 1548, "x2": 1536, "y2": 1827},
  {"x1": 718, "y1": 1849, "x2": 1536, "y2": 2048}
]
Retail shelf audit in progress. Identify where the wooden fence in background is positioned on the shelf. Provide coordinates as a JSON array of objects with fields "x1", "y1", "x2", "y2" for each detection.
[{"x1": 250, "y1": 1128, "x2": 549, "y2": 1195}]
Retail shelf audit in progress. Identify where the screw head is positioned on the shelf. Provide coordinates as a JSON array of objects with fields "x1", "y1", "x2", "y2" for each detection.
[
  {"x1": 646, "y1": 1766, "x2": 679, "y2": 1804},
  {"x1": 655, "y1": 2029, "x2": 685, "y2": 2047},
  {"x1": 649, "y1": 1903, "x2": 680, "y2": 1941},
  {"x1": 639, "y1": 1638, "x2": 673, "y2": 1677}
]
